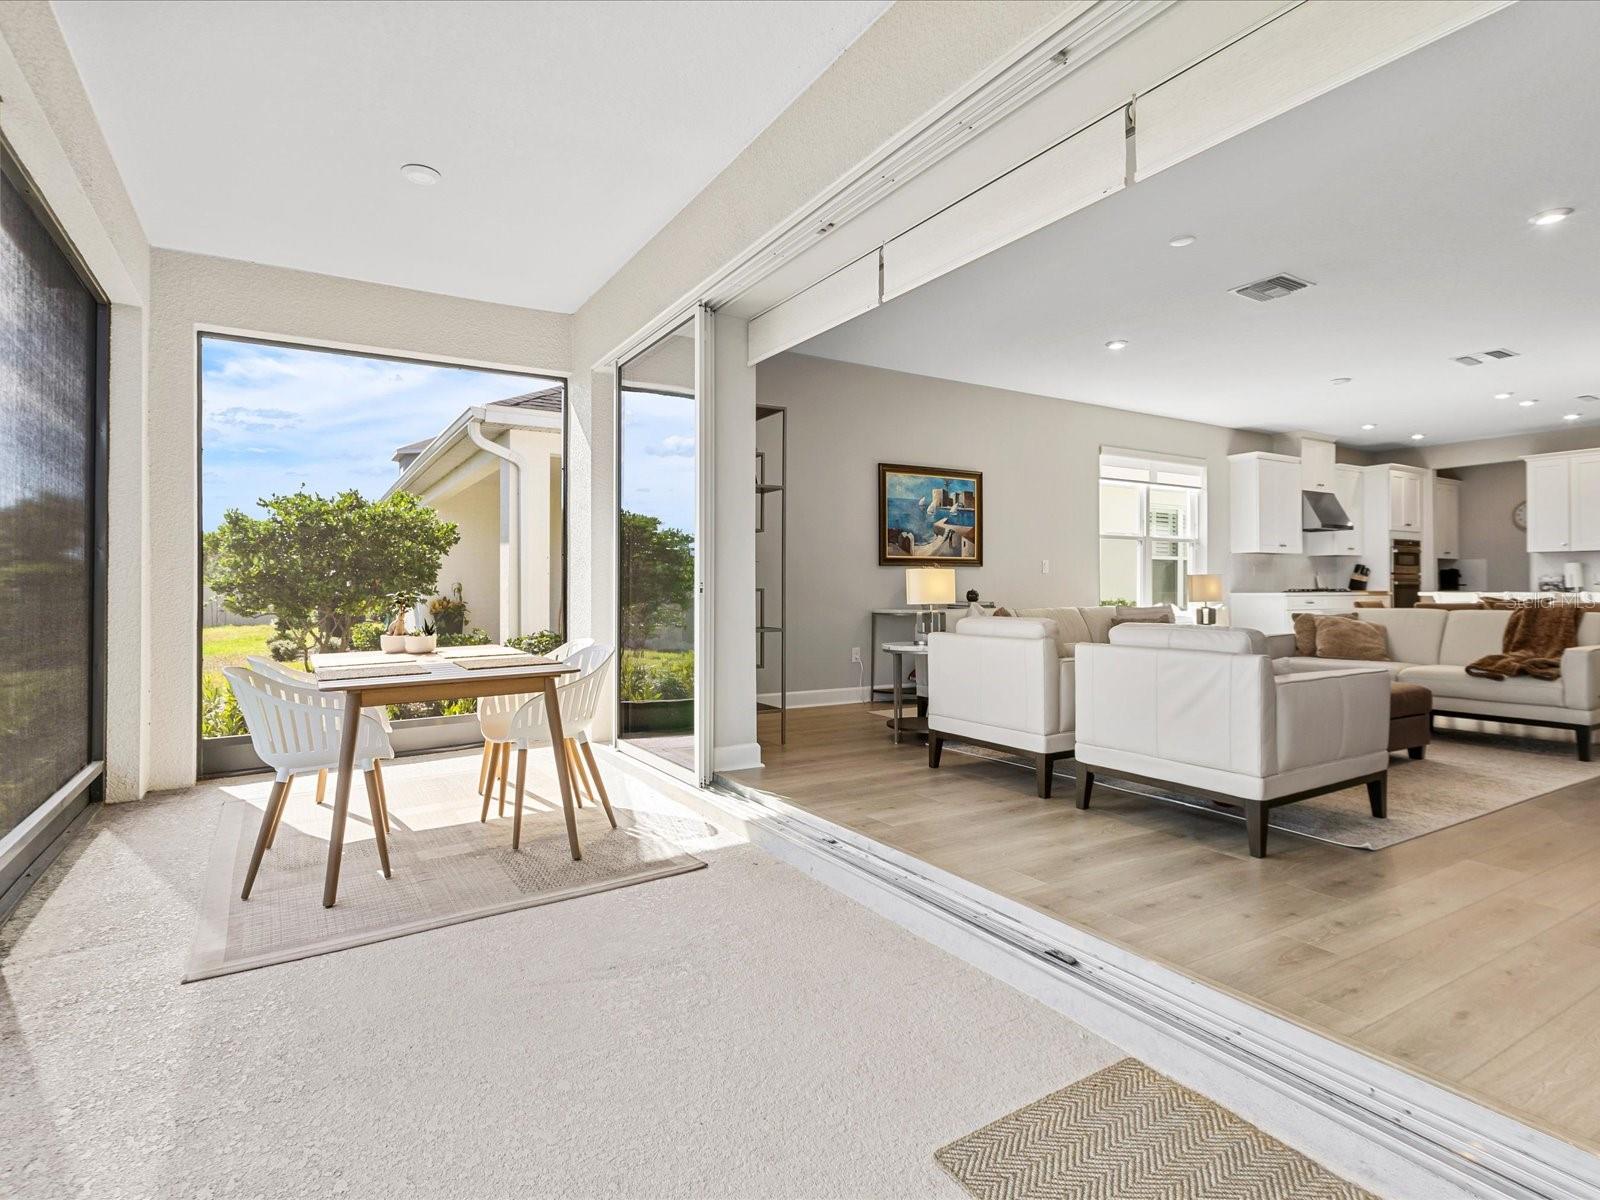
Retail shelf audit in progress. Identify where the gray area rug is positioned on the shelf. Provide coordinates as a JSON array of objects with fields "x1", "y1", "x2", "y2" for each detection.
[
  {"x1": 188, "y1": 774, "x2": 705, "y2": 980},
  {"x1": 936, "y1": 1058, "x2": 1374, "y2": 1200},
  {"x1": 955, "y1": 723, "x2": 1600, "y2": 850}
]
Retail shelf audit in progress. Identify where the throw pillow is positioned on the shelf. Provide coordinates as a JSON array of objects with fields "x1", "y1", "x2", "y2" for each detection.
[
  {"x1": 992, "y1": 606, "x2": 1013, "y2": 617},
  {"x1": 1292, "y1": 611, "x2": 1357, "y2": 656},
  {"x1": 1315, "y1": 617, "x2": 1387, "y2": 661}
]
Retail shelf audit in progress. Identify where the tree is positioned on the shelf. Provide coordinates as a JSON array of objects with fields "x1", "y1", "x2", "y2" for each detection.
[
  {"x1": 204, "y1": 490, "x2": 459, "y2": 661},
  {"x1": 619, "y1": 510, "x2": 694, "y2": 645}
]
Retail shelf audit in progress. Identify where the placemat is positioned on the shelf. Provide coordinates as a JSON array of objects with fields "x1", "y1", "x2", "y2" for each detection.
[{"x1": 316, "y1": 660, "x2": 430, "y2": 681}]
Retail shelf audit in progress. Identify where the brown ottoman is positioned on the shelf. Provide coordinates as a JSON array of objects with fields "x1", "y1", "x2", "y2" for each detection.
[{"x1": 1390, "y1": 682, "x2": 1432, "y2": 760}]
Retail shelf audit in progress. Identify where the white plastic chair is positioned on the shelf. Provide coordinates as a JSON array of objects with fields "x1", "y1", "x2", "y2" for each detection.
[
  {"x1": 477, "y1": 643, "x2": 616, "y2": 857},
  {"x1": 473, "y1": 638, "x2": 595, "y2": 794},
  {"x1": 224, "y1": 665, "x2": 396, "y2": 900},
  {"x1": 247, "y1": 655, "x2": 394, "y2": 810}
]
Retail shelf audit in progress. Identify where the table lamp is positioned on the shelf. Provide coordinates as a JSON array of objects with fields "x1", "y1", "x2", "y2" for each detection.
[
  {"x1": 1188, "y1": 573, "x2": 1223, "y2": 625},
  {"x1": 905, "y1": 567, "x2": 956, "y2": 642}
]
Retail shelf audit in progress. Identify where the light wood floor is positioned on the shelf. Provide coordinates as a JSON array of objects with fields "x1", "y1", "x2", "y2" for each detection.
[{"x1": 729, "y1": 704, "x2": 1600, "y2": 1153}]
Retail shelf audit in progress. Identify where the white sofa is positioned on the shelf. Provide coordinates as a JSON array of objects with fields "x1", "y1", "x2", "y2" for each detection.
[
  {"x1": 925, "y1": 616, "x2": 1077, "y2": 797},
  {"x1": 1275, "y1": 608, "x2": 1600, "y2": 761},
  {"x1": 1075, "y1": 625, "x2": 1392, "y2": 857}
]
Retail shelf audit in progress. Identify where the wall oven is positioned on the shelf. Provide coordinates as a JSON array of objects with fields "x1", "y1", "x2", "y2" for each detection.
[{"x1": 1391, "y1": 539, "x2": 1421, "y2": 609}]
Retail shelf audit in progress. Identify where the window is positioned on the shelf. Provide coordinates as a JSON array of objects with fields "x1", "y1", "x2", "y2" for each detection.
[{"x1": 1098, "y1": 452, "x2": 1205, "y2": 608}]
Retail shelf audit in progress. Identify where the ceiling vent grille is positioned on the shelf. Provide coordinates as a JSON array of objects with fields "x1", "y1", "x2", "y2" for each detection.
[
  {"x1": 1482, "y1": 348, "x2": 1520, "y2": 359},
  {"x1": 1453, "y1": 355, "x2": 1484, "y2": 367},
  {"x1": 1231, "y1": 273, "x2": 1313, "y2": 302}
]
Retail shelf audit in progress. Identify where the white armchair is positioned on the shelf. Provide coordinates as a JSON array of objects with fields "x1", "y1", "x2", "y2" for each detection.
[
  {"x1": 926, "y1": 616, "x2": 1075, "y2": 797},
  {"x1": 1073, "y1": 624, "x2": 1391, "y2": 857}
]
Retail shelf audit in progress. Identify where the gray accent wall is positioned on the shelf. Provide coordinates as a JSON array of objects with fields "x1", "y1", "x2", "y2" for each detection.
[
  {"x1": 754, "y1": 352, "x2": 1272, "y2": 697},
  {"x1": 1448, "y1": 461, "x2": 1532, "y2": 592}
]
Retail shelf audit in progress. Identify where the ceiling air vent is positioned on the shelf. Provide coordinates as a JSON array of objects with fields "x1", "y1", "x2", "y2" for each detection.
[
  {"x1": 1453, "y1": 355, "x2": 1484, "y2": 367},
  {"x1": 1232, "y1": 273, "x2": 1313, "y2": 302},
  {"x1": 1482, "y1": 348, "x2": 1520, "y2": 360}
]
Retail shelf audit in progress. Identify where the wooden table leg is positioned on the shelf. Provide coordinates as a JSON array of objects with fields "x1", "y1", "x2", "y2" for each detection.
[
  {"x1": 322, "y1": 690, "x2": 364, "y2": 907},
  {"x1": 512, "y1": 748, "x2": 528, "y2": 850},
  {"x1": 542, "y1": 677, "x2": 581, "y2": 860}
]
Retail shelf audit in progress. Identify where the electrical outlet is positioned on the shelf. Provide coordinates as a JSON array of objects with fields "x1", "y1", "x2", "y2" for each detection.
[
  {"x1": 850, "y1": 646, "x2": 862, "y2": 663},
  {"x1": 1041, "y1": 558, "x2": 1050, "y2": 574}
]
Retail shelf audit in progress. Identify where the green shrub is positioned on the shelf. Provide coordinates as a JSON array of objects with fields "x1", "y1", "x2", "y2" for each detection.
[
  {"x1": 350, "y1": 621, "x2": 384, "y2": 651},
  {"x1": 201, "y1": 676, "x2": 247, "y2": 738},
  {"x1": 267, "y1": 636, "x2": 303, "y2": 663},
  {"x1": 620, "y1": 651, "x2": 693, "y2": 702},
  {"x1": 507, "y1": 629, "x2": 562, "y2": 655},
  {"x1": 438, "y1": 628, "x2": 490, "y2": 648}
]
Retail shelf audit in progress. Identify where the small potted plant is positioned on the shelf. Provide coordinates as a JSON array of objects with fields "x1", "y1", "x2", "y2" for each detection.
[
  {"x1": 405, "y1": 618, "x2": 437, "y2": 655},
  {"x1": 381, "y1": 590, "x2": 419, "y2": 653}
]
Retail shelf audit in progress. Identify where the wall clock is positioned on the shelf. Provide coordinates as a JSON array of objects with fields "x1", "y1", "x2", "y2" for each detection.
[{"x1": 1512, "y1": 501, "x2": 1527, "y2": 532}]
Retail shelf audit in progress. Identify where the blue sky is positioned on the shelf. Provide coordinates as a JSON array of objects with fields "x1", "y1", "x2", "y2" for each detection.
[
  {"x1": 620, "y1": 388, "x2": 697, "y2": 538},
  {"x1": 200, "y1": 338, "x2": 544, "y2": 531}
]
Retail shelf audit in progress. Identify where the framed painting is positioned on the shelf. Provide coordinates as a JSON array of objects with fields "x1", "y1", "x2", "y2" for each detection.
[{"x1": 878, "y1": 463, "x2": 983, "y2": 565}]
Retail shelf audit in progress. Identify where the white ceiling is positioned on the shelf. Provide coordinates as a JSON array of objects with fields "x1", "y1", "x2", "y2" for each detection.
[
  {"x1": 51, "y1": 0, "x2": 888, "y2": 312},
  {"x1": 797, "y1": 1, "x2": 1600, "y2": 452}
]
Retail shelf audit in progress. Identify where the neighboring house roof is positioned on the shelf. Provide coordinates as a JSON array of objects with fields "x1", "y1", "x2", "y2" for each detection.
[
  {"x1": 389, "y1": 384, "x2": 565, "y2": 474},
  {"x1": 392, "y1": 437, "x2": 434, "y2": 465},
  {"x1": 490, "y1": 385, "x2": 564, "y2": 414},
  {"x1": 384, "y1": 397, "x2": 564, "y2": 503}
]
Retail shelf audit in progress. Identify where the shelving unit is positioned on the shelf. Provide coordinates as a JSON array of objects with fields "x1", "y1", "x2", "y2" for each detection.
[{"x1": 756, "y1": 404, "x2": 786, "y2": 743}]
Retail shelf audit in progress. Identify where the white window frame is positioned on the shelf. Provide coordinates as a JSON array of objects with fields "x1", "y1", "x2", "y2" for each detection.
[{"x1": 1098, "y1": 451, "x2": 1207, "y2": 609}]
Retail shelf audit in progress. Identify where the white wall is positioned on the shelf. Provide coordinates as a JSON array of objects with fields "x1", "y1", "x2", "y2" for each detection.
[
  {"x1": 146, "y1": 249, "x2": 570, "y2": 791},
  {"x1": 431, "y1": 472, "x2": 502, "y2": 641},
  {"x1": 754, "y1": 352, "x2": 1272, "y2": 697}
]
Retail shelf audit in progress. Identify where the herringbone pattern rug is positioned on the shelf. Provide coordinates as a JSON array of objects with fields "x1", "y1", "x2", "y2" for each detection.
[{"x1": 936, "y1": 1059, "x2": 1374, "y2": 1199}]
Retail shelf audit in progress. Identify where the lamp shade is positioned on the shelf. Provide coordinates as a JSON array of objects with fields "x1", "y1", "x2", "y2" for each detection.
[
  {"x1": 1187, "y1": 573, "x2": 1224, "y2": 603},
  {"x1": 905, "y1": 567, "x2": 956, "y2": 606}
]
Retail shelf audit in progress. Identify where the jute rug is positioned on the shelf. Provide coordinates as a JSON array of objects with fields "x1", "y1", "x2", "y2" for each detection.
[
  {"x1": 953, "y1": 722, "x2": 1600, "y2": 850},
  {"x1": 187, "y1": 752, "x2": 708, "y2": 981},
  {"x1": 936, "y1": 1058, "x2": 1374, "y2": 1200}
]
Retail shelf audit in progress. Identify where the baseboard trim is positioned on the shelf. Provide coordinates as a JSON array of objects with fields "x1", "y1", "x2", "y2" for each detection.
[
  {"x1": 712, "y1": 742, "x2": 763, "y2": 772},
  {"x1": 705, "y1": 773, "x2": 1600, "y2": 1200},
  {"x1": 756, "y1": 687, "x2": 869, "y2": 709}
]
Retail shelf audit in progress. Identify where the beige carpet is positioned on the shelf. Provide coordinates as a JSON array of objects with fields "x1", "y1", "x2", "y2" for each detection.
[
  {"x1": 187, "y1": 751, "x2": 707, "y2": 980},
  {"x1": 955, "y1": 722, "x2": 1600, "y2": 850},
  {"x1": 937, "y1": 1058, "x2": 1374, "y2": 1200}
]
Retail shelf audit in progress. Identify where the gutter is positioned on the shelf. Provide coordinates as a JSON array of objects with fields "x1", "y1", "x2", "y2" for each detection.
[{"x1": 466, "y1": 411, "x2": 525, "y2": 638}]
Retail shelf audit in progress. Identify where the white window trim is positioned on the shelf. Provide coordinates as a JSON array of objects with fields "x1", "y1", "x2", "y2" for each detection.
[{"x1": 1099, "y1": 453, "x2": 1208, "y2": 608}]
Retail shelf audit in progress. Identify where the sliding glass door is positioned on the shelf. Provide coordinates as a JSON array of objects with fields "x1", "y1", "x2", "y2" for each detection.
[
  {"x1": 0, "y1": 146, "x2": 108, "y2": 900},
  {"x1": 616, "y1": 312, "x2": 710, "y2": 782}
]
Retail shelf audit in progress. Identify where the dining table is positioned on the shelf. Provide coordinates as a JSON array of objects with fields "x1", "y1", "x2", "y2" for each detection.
[{"x1": 309, "y1": 646, "x2": 579, "y2": 908}]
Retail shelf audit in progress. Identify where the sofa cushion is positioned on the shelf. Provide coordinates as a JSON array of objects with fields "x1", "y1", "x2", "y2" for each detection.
[
  {"x1": 1437, "y1": 609, "x2": 1513, "y2": 666},
  {"x1": 1109, "y1": 623, "x2": 1268, "y2": 656},
  {"x1": 1399, "y1": 663, "x2": 1564, "y2": 707},
  {"x1": 1581, "y1": 612, "x2": 1600, "y2": 646},
  {"x1": 1080, "y1": 606, "x2": 1117, "y2": 643},
  {"x1": 1278, "y1": 656, "x2": 1413, "y2": 680},
  {"x1": 1317, "y1": 618, "x2": 1387, "y2": 660},
  {"x1": 1354, "y1": 609, "x2": 1449, "y2": 665},
  {"x1": 1015, "y1": 606, "x2": 1092, "y2": 655}
]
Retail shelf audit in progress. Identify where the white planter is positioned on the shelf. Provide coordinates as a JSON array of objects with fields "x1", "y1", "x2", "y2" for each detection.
[
  {"x1": 380, "y1": 634, "x2": 408, "y2": 654},
  {"x1": 404, "y1": 634, "x2": 437, "y2": 654}
]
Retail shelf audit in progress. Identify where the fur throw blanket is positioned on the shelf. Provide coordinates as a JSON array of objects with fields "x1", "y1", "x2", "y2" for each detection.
[{"x1": 1466, "y1": 603, "x2": 1592, "y2": 681}]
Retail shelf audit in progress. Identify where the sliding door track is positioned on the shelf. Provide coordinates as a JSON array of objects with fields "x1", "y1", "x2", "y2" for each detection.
[{"x1": 712, "y1": 774, "x2": 1600, "y2": 1200}]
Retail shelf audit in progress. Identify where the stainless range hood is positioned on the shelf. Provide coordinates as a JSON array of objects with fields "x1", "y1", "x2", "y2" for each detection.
[{"x1": 1302, "y1": 490, "x2": 1353, "y2": 532}]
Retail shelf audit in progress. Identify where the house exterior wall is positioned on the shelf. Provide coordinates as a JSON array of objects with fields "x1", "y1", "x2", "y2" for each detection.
[
  {"x1": 430, "y1": 471, "x2": 503, "y2": 642},
  {"x1": 506, "y1": 427, "x2": 563, "y2": 637}
]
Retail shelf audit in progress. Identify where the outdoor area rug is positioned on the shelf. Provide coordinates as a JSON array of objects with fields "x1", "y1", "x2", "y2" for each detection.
[
  {"x1": 953, "y1": 720, "x2": 1600, "y2": 850},
  {"x1": 936, "y1": 1058, "x2": 1374, "y2": 1200},
  {"x1": 187, "y1": 752, "x2": 708, "y2": 981}
]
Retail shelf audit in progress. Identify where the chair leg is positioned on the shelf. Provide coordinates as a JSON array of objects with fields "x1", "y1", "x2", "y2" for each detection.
[
  {"x1": 315, "y1": 768, "x2": 328, "y2": 807},
  {"x1": 512, "y1": 748, "x2": 528, "y2": 850},
  {"x1": 477, "y1": 741, "x2": 493, "y2": 792},
  {"x1": 266, "y1": 775, "x2": 294, "y2": 848},
  {"x1": 363, "y1": 769, "x2": 391, "y2": 879},
  {"x1": 1074, "y1": 768, "x2": 1094, "y2": 810},
  {"x1": 497, "y1": 743, "x2": 511, "y2": 817},
  {"x1": 1035, "y1": 754, "x2": 1053, "y2": 799},
  {"x1": 569, "y1": 740, "x2": 597, "y2": 808},
  {"x1": 928, "y1": 733, "x2": 944, "y2": 769},
  {"x1": 1246, "y1": 800, "x2": 1268, "y2": 858},
  {"x1": 480, "y1": 742, "x2": 498, "y2": 822},
  {"x1": 242, "y1": 779, "x2": 289, "y2": 900},
  {"x1": 1407, "y1": 745, "x2": 1425, "y2": 760},
  {"x1": 1368, "y1": 773, "x2": 1388, "y2": 819},
  {"x1": 578, "y1": 739, "x2": 617, "y2": 830},
  {"x1": 372, "y1": 758, "x2": 392, "y2": 833}
]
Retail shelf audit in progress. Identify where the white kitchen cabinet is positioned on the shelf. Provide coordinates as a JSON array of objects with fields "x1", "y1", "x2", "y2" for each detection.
[
  {"x1": 1573, "y1": 456, "x2": 1600, "y2": 551},
  {"x1": 1229, "y1": 453, "x2": 1303, "y2": 554},
  {"x1": 1300, "y1": 438, "x2": 1337, "y2": 493},
  {"x1": 1433, "y1": 477, "x2": 1460, "y2": 559},
  {"x1": 1227, "y1": 591, "x2": 1362, "y2": 637},
  {"x1": 1525, "y1": 456, "x2": 1572, "y2": 552},
  {"x1": 1388, "y1": 469, "x2": 1423, "y2": 534},
  {"x1": 1305, "y1": 464, "x2": 1363, "y2": 556}
]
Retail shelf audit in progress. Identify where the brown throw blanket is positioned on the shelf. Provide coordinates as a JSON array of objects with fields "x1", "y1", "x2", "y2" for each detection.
[{"x1": 1466, "y1": 603, "x2": 1591, "y2": 680}]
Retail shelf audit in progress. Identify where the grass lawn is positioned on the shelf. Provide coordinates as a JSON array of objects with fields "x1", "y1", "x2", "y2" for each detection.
[{"x1": 201, "y1": 623, "x2": 286, "y2": 689}]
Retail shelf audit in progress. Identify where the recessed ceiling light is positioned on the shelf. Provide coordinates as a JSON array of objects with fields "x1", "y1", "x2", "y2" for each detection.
[
  {"x1": 1563, "y1": 413, "x2": 1582, "y2": 422},
  {"x1": 1494, "y1": 392, "x2": 1513, "y2": 400},
  {"x1": 1529, "y1": 207, "x2": 1574, "y2": 226},
  {"x1": 1331, "y1": 377, "x2": 1352, "y2": 385},
  {"x1": 1410, "y1": 433, "x2": 1426, "y2": 441},
  {"x1": 1169, "y1": 235, "x2": 1196, "y2": 248},
  {"x1": 1105, "y1": 339, "x2": 1128, "y2": 351},
  {"x1": 1360, "y1": 423, "x2": 1377, "y2": 431},
  {"x1": 400, "y1": 162, "x2": 441, "y2": 186},
  {"x1": 1518, "y1": 399, "x2": 1538, "y2": 407}
]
